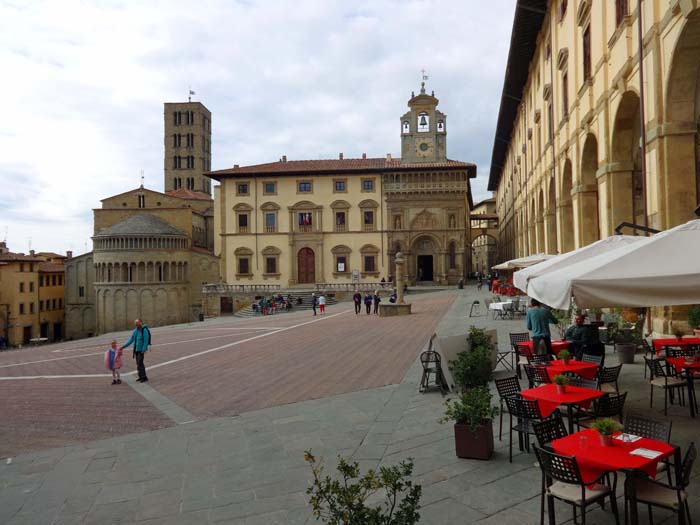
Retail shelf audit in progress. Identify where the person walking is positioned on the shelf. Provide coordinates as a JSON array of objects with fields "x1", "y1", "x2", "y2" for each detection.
[
  {"x1": 352, "y1": 289, "x2": 362, "y2": 315},
  {"x1": 372, "y1": 290, "x2": 381, "y2": 315},
  {"x1": 364, "y1": 292, "x2": 373, "y2": 315},
  {"x1": 525, "y1": 299, "x2": 558, "y2": 357},
  {"x1": 120, "y1": 319, "x2": 152, "y2": 382},
  {"x1": 318, "y1": 294, "x2": 326, "y2": 315},
  {"x1": 311, "y1": 293, "x2": 318, "y2": 316},
  {"x1": 104, "y1": 339, "x2": 123, "y2": 385}
]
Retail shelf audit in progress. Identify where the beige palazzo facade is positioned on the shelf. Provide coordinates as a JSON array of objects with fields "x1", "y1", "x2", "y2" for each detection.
[
  {"x1": 489, "y1": 0, "x2": 700, "y2": 331},
  {"x1": 209, "y1": 85, "x2": 476, "y2": 287}
]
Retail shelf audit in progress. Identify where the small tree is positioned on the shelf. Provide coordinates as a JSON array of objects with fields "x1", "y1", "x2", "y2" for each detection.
[
  {"x1": 688, "y1": 306, "x2": 700, "y2": 330},
  {"x1": 305, "y1": 452, "x2": 421, "y2": 525}
]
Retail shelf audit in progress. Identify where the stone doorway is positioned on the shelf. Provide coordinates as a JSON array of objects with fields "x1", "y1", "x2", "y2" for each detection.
[
  {"x1": 297, "y1": 247, "x2": 316, "y2": 284},
  {"x1": 417, "y1": 255, "x2": 434, "y2": 282}
]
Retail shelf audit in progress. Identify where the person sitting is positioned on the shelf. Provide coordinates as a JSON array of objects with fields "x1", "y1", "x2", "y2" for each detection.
[{"x1": 564, "y1": 314, "x2": 595, "y2": 360}]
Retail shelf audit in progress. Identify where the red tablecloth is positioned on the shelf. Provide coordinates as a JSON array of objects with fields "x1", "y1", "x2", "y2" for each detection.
[
  {"x1": 652, "y1": 337, "x2": 700, "y2": 352},
  {"x1": 666, "y1": 357, "x2": 700, "y2": 375},
  {"x1": 517, "y1": 340, "x2": 570, "y2": 357},
  {"x1": 540, "y1": 361, "x2": 599, "y2": 382},
  {"x1": 521, "y1": 384, "x2": 604, "y2": 417},
  {"x1": 552, "y1": 428, "x2": 674, "y2": 483}
]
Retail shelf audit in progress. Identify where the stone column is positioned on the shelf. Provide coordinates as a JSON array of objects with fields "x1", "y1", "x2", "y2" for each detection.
[{"x1": 396, "y1": 252, "x2": 406, "y2": 304}]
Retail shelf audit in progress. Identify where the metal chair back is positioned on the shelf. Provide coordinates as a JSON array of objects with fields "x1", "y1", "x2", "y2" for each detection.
[
  {"x1": 534, "y1": 446, "x2": 584, "y2": 486},
  {"x1": 495, "y1": 375, "x2": 521, "y2": 399},
  {"x1": 568, "y1": 376, "x2": 599, "y2": 390},
  {"x1": 598, "y1": 364, "x2": 622, "y2": 388},
  {"x1": 533, "y1": 411, "x2": 568, "y2": 448},
  {"x1": 592, "y1": 391, "x2": 627, "y2": 418},
  {"x1": 665, "y1": 346, "x2": 697, "y2": 359},
  {"x1": 581, "y1": 353, "x2": 603, "y2": 365},
  {"x1": 528, "y1": 354, "x2": 551, "y2": 366},
  {"x1": 624, "y1": 412, "x2": 672, "y2": 442},
  {"x1": 504, "y1": 395, "x2": 543, "y2": 420},
  {"x1": 680, "y1": 442, "x2": 697, "y2": 489}
]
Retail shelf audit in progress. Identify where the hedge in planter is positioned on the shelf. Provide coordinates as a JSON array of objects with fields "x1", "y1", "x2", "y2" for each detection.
[
  {"x1": 441, "y1": 386, "x2": 498, "y2": 460},
  {"x1": 449, "y1": 327, "x2": 493, "y2": 392}
]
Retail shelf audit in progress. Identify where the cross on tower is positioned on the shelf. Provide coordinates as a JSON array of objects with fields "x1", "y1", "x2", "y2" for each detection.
[{"x1": 421, "y1": 69, "x2": 429, "y2": 81}]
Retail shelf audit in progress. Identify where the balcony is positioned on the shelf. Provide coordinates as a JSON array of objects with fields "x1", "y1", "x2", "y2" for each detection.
[
  {"x1": 238, "y1": 226, "x2": 249, "y2": 234},
  {"x1": 265, "y1": 225, "x2": 277, "y2": 233},
  {"x1": 363, "y1": 224, "x2": 376, "y2": 232},
  {"x1": 334, "y1": 224, "x2": 347, "y2": 233},
  {"x1": 297, "y1": 225, "x2": 314, "y2": 233}
]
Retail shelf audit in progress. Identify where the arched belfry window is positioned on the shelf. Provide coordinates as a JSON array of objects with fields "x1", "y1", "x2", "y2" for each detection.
[
  {"x1": 437, "y1": 120, "x2": 445, "y2": 133},
  {"x1": 402, "y1": 121, "x2": 410, "y2": 134},
  {"x1": 417, "y1": 112, "x2": 429, "y2": 132}
]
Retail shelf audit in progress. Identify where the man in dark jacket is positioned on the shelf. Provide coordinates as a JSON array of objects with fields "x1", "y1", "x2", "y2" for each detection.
[
  {"x1": 363, "y1": 292, "x2": 373, "y2": 315},
  {"x1": 352, "y1": 290, "x2": 362, "y2": 315},
  {"x1": 120, "y1": 319, "x2": 152, "y2": 382}
]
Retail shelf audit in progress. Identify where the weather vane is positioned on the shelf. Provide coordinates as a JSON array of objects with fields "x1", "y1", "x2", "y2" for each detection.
[
  {"x1": 421, "y1": 69, "x2": 429, "y2": 81},
  {"x1": 188, "y1": 87, "x2": 196, "y2": 102},
  {"x1": 140, "y1": 169, "x2": 144, "y2": 188}
]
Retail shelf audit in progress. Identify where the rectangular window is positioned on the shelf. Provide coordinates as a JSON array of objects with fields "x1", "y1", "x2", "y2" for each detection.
[
  {"x1": 615, "y1": 0, "x2": 628, "y2": 26},
  {"x1": 562, "y1": 71, "x2": 569, "y2": 116},
  {"x1": 298, "y1": 181, "x2": 312, "y2": 193},
  {"x1": 362, "y1": 179, "x2": 375, "y2": 192},
  {"x1": 19, "y1": 282, "x2": 24, "y2": 293},
  {"x1": 52, "y1": 299, "x2": 56, "y2": 309},
  {"x1": 363, "y1": 211, "x2": 375, "y2": 231},
  {"x1": 334, "y1": 179, "x2": 346, "y2": 192},
  {"x1": 79, "y1": 286, "x2": 85, "y2": 297},
  {"x1": 238, "y1": 257, "x2": 249, "y2": 274},
  {"x1": 237, "y1": 183, "x2": 249, "y2": 196},
  {"x1": 19, "y1": 303, "x2": 24, "y2": 315},
  {"x1": 583, "y1": 26, "x2": 591, "y2": 81},
  {"x1": 174, "y1": 111, "x2": 182, "y2": 126},
  {"x1": 40, "y1": 300, "x2": 44, "y2": 312},
  {"x1": 548, "y1": 103, "x2": 554, "y2": 143},
  {"x1": 29, "y1": 282, "x2": 34, "y2": 292},
  {"x1": 59, "y1": 298, "x2": 62, "y2": 308},
  {"x1": 265, "y1": 213, "x2": 276, "y2": 233},
  {"x1": 238, "y1": 214, "x2": 249, "y2": 233},
  {"x1": 263, "y1": 182, "x2": 276, "y2": 195},
  {"x1": 298, "y1": 212, "x2": 313, "y2": 230},
  {"x1": 138, "y1": 195, "x2": 145, "y2": 208},
  {"x1": 265, "y1": 257, "x2": 277, "y2": 274},
  {"x1": 364, "y1": 255, "x2": 376, "y2": 273},
  {"x1": 336, "y1": 255, "x2": 347, "y2": 273},
  {"x1": 19, "y1": 263, "x2": 24, "y2": 272},
  {"x1": 30, "y1": 302, "x2": 34, "y2": 314},
  {"x1": 39, "y1": 276, "x2": 44, "y2": 287},
  {"x1": 58, "y1": 275, "x2": 62, "y2": 286},
  {"x1": 335, "y1": 211, "x2": 346, "y2": 232},
  {"x1": 30, "y1": 264, "x2": 33, "y2": 272}
]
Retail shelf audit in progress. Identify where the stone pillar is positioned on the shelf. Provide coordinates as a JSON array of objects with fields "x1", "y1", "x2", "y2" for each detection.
[{"x1": 396, "y1": 252, "x2": 406, "y2": 304}]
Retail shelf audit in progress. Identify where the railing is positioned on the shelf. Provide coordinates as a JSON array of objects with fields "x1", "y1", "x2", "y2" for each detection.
[
  {"x1": 265, "y1": 225, "x2": 277, "y2": 233},
  {"x1": 315, "y1": 282, "x2": 391, "y2": 292},
  {"x1": 362, "y1": 224, "x2": 376, "y2": 232},
  {"x1": 202, "y1": 283, "x2": 281, "y2": 294},
  {"x1": 238, "y1": 226, "x2": 249, "y2": 234},
  {"x1": 334, "y1": 224, "x2": 347, "y2": 233},
  {"x1": 383, "y1": 181, "x2": 469, "y2": 193},
  {"x1": 297, "y1": 225, "x2": 314, "y2": 233}
]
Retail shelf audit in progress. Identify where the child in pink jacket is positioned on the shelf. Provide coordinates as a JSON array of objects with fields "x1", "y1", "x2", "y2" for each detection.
[{"x1": 104, "y1": 340, "x2": 123, "y2": 385}]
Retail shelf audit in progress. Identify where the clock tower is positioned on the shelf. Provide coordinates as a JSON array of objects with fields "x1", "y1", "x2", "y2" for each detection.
[{"x1": 400, "y1": 82, "x2": 447, "y2": 163}]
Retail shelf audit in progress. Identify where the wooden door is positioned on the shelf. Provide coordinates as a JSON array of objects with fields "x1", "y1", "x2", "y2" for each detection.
[{"x1": 297, "y1": 248, "x2": 315, "y2": 284}]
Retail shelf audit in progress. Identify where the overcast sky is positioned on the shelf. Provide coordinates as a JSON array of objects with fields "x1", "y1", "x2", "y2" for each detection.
[{"x1": 0, "y1": 0, "x2": 515, "y2": 255}]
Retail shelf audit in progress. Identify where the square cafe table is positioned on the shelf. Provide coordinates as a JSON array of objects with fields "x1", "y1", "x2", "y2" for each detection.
[
  {"x1": 666, "y1": 357, "x2": 700, "y2": 418},
  {"x1": 517, "y1": 339, "x2": 570, "y2": 357},
  {"x1": 521, "y1": 384, "x2": 604, "y2": 433},
  {"x1": 552, "y1": 428, "x2": 676, "y2": 523},
  {"x1": 539, "y1": 360, "x2": 599, "y2": 382},
  {"x1": 652, "y1": 337, "x2": 700, "y2": 354}
]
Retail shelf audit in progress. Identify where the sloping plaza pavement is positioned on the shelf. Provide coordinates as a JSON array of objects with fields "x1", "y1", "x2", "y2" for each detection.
[{"x1": 0, "y1": 288, "x2": 698, "y2": 524}]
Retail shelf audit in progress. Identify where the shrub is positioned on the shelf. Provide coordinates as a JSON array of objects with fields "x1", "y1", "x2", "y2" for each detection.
[
  {"x1": 552, "y1": 374, "x2": 569, "y2": 386},
  {"x1": 591, "y1": 418, "x2": 622, "y2": 436},
  {"x1": 305, "y1": 451, "x2": 421, "y2": 525},
  {"x1": 557, "y1": 349, "x2": 570, "y2": 361},
  {"x1": 688, "y1": 306, "x2": 700, "y2": 330},
  {"x1": 440, "y1": 386, "x2": 498, "y2": 432},
  {"x1": 450, "y1": 346, "x2": 492, "y2": 391}
]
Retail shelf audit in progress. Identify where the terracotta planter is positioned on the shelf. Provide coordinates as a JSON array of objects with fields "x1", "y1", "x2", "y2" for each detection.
[
  {"x1": 556, "y1": 384, "x2": 567, "y2": 395},
  {"x1": 561, "y1": 358, "x2": 569, "y2": 366},
  {"x1": 454, "y1": 422, "x2": 494, "y2": 460},
  {"x1": 599, "y1": 434, "x2": 614, "y2": 447},
  {"x1": 694, "y1": 329, "x2": 700, "y2": 337}
]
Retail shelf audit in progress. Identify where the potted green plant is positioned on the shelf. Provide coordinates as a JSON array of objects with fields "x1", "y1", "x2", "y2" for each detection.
[
  {"x1": 449, "y1": 329, "x2": 493, "y2": 392},
  {"x1": 689, "y1": 306, "x2": 700, "y2": 337},
  {"x1": 304, "y1": 451, "x2": 421, "y2": 524},
  {"x1": 557, "y1": 349, "x2": 571, "y2": 366},
  {"x1": 610, "y1": 317, "x2": 636, "y2": 364},
  {"x1": 441, "y1": 386, "x2": 498, "y2": 460},
  {"x1": 552, "y1": 373, "x2": 569, "y2": 394},
  {"x1": 591, "y1": 418, "x2": 622, "y2": 447}
]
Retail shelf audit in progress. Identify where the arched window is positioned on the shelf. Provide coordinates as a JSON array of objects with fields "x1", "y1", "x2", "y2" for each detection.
[
  {"x1": 417, "y1": 112, "x2": 429, "y2": 132},
  {"x1": 402, "y1": 121, "x2": 410, "y2": 134}
]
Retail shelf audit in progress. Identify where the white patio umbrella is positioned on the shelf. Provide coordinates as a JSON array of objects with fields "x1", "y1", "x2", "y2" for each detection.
[
  {"x1": 512, "y1": 235, "x2": 649, "y2": 294},
  {"x1": 492, "y1": 253, "x2": 555, "y2": 271},
  {"x1": 527, "y1": 219, "x2": 700, "y2": 309}
]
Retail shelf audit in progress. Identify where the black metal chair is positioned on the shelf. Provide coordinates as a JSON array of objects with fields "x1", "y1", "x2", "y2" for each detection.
[
  {"x1": 568, "y1": 376, "x2": 599, "y2": 390},
  {"x1": 642, "y1": 338, "x2": 656, "y2": 378},
  {"x1": 598, "y1": 364, "x2": 622, "y2": 393},
  {"x1": 528, "y1": 354, "x2": 552, "y2": 366},
  {"x1": 495, "y1": 375, "x2": 521, "y2": 441},
  {"x1": 665, "y1": 345, "x2": 698, "y2": 359},
  {"x1": 645, "y1": 357, "x2": 687, "y2": 416},
  {"x1": 419, "y1": 344, "x2": 448, "y2": 394},
  {"x1": 624, "y1": 412, "x2": 672, "y2": 443},
  {"x1": 532, "y1": 410, "x2": 568, "y2": 448},
  {"x1": 534, "y1": 446, "x2": 619, "y2": 525},
  {"x1": 577, "y1": 392, "x2": 627, "y2": 430},
  {"x1": 504, "y1": 396, "x2": 544, "y2": 463},
  {"x1": 509, "y1": 332, "x2": 531, "y2": 379},
  {"x1": 580, "y1": 353, "x2": 603, "y2": 366},
  {"x1": 523, "y1": 364, "x2": 552, "y2": 389},
  {"x1": 629, "y1": 443, "x2": 696, "y2": 525}
]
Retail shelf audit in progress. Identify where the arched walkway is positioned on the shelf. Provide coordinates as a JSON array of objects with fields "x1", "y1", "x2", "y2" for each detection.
[
  {"x1": 471, "y1": 234, "x2": 497, "y2": 273},
  {"x1": 578, "y1": 134, "x2": 601, "y2": 246}
]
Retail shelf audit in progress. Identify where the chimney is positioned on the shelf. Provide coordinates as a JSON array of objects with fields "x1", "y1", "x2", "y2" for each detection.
[
  {"x1": 66, "y1": 250, "x2": 73, "y2": 260},
  {"x1": 338, "y1": 153, "x2": 343, "y2": 160},
  {"x1": 386, "y1": 153, "x2": 392, "y2": 161},
  {"x1": 281, "y1": 155, "x2": 287, "y2": 162},
  {"x1": 234, "y1": 164, "x2": 239, "y2": 169},
  {"x1": 362, "y1": 153, "x2": 366, "y2": 159}
]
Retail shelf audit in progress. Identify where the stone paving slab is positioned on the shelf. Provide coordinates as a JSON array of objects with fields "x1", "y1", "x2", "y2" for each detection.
[{"x1": 0, "y1": 287, "x2": 698, "y2": 524}]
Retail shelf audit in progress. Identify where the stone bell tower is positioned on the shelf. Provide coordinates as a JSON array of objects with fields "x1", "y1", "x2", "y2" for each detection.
[{"x1": 400, "y1": 82, "x2": 447, "y2": 163}]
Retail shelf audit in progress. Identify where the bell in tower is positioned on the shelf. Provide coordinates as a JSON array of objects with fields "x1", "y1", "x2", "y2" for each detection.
[
  {"x1": 419, "y1": 115, "x2": 428, "y2": 127},
  {"x1": 400, "y1": 81, "x2": 447, "y2": 163}
]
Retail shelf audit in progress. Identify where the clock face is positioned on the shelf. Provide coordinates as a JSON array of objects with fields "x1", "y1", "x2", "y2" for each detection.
[{"x1": 415, "y1": 139, "x2": 434, "y2": 157}]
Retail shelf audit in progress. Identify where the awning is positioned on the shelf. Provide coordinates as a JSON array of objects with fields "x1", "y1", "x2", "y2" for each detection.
[
  {"x1": 527, "y1": 219, "x2": 700, "y2": 309},
  {"x1": 492, "y1": 253, "x2": 555, "y2": 271},
  {"x1": 513, "y1": 236, "x2": 649, "y2": 294}
]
